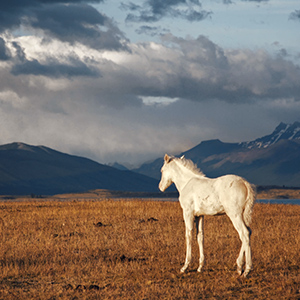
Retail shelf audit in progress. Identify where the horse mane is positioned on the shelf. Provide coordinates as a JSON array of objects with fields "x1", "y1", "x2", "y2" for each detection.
[{"x1": 176, "y1": 157, "x2": 206, "y2": 177}]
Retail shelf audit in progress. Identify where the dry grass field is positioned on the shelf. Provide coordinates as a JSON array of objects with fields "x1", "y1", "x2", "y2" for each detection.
[
  {"x1": 0, "y1": 198, "x2": 299, "y2": 299},
  {"x1": 257, "y1": 188, "x2": 300, "y2": 200}
]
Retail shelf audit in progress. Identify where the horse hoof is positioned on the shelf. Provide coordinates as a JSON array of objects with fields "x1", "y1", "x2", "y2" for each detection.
[
  {"x1": 237, "y1": 266, "x2": 243, "y2": 276},
  {"x1": 180, "y1": 267, "x2": 187, "y2": 273},
  {"x1": 243, "y1": 269, "x2": 251, "y2": 278}
]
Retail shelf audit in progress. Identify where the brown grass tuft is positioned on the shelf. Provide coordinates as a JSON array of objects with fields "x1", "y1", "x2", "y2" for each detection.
[{"x1": 0, "y1": 199, "x2": 299, "y2": 299}]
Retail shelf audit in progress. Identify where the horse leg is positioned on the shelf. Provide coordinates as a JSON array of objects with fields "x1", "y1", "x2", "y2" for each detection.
[
  {"x1": 243, "y1": 226, "x2": 252, "y2": 277},
  {"x1": 195, "y1": 216, "x2": 205, "y2": 272},
  {"x1": 229, "y1": 214, "x2": 252, "y2": 277},
  {"x1": 181, "y1": 211, "x2": 194, "y2": 273}
]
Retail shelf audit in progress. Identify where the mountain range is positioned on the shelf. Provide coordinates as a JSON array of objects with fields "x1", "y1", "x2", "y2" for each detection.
[
  {"x1": 0, "y1": 143, "x2": 159, "y2": 195},
  {"x1": 1, "y1": 121, "x2": 299, "y2": 195},
  {"x1": 133, "y1": 122, "x2": 300, "y2": 187}
]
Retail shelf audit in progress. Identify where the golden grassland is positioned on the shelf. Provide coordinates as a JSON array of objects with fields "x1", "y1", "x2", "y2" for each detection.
[
  {"x1": 0, "y1": 198, "x2": 299, "y2": 299},
  {"x1": 49, "y1": 187, "x2": 300, "y2": 200},
  {"x1": 257, "y1": 188, "x2": 300, "y2": 200}
]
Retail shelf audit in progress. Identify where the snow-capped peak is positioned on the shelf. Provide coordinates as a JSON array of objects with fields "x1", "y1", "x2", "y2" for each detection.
[{"x1": 241, "y1": 122, "x2": 300, "y2": 149}]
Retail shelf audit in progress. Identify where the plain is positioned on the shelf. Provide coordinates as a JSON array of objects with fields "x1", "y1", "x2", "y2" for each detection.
[{"x1": 0, "y1": 198, "x2": 299, "y2": 299}]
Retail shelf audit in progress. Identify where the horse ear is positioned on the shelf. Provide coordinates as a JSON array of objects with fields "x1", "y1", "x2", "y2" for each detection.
[
  {"x1": 180, "y1": 155, "x2": 185, "y2": 159},
  {"x1": 164, "y1": 154, "x2": 170, "y2": 162}
]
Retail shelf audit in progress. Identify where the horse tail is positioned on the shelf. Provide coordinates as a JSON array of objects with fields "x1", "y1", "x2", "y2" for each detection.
[{"x1": 243, "y1": 180, "x2": 256, "y2": 228}]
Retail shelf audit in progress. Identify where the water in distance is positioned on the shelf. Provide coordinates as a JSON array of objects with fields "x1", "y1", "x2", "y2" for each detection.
[{"x1": 257, "y1": 199, "x2": 300, "y2": 205}]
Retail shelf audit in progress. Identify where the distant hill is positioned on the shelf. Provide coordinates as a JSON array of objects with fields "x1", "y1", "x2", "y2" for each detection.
[
  {"x1": 2, "y1": 121, "x2": 299, "y2": 195},
  {"x1": 108, "y1": 162, "x2": 129, "y2": 171},
  {"x1": 0, "y1": 142, "x2": 159, "y2": 195},
  {"x1": 133, "y1": 122, "x2": 300, "y2": 187}
]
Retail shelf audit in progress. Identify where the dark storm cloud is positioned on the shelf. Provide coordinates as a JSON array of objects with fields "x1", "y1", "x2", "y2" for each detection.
[
  {"x1": 11, "y1": 42, "x2": 26, "y2": 62},
  {"x1": 135, "y1": 25, "x2": 169, "y2": 36},
  {"x1": 289, "y1": 10, "x2": 300, "y2": 21},
  {"x1": 0, "y1": 1, "x2": 26, "y2": 32},
  {"x1": 122, "y1": 0, "x2": 212, "y2": 23},
  {"x1": 11, "y1": 57, "x2": 100, "y2": 78},
  {"x1": 0, "y1": 1, "x2": 103, "y2": 32},
  {"x1": 0, "y1": 38, "x2": 11, "y2": 61},
  {"x1": 0, "y1": 0, "x2": 127, "y2": 51},
  {"x1": 30, "y1": 3, "x2": 127, "y2": 50},
  {"x1": 121, "y1": 0, "x2": 272, "y2": 23}
]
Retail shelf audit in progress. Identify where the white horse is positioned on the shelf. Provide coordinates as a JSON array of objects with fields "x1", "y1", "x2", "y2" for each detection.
[{"x1": 159, "y1": 154, "x2": 256, "y2": 277}]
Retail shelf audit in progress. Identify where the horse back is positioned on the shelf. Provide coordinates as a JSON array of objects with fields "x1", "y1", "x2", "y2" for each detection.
[{"x1": 179, "y1": 175, "x2": 248, "y2": 216}]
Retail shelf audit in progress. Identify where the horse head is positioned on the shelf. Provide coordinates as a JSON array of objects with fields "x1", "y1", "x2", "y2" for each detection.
[{"x1": 159, "y1": 154, "x2": 175, "y2": 192}]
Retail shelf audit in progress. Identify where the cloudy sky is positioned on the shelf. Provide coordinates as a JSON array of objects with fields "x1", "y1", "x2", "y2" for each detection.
[{"x1": 0, "y1": 0, "x2": 299, "y2": 166}]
